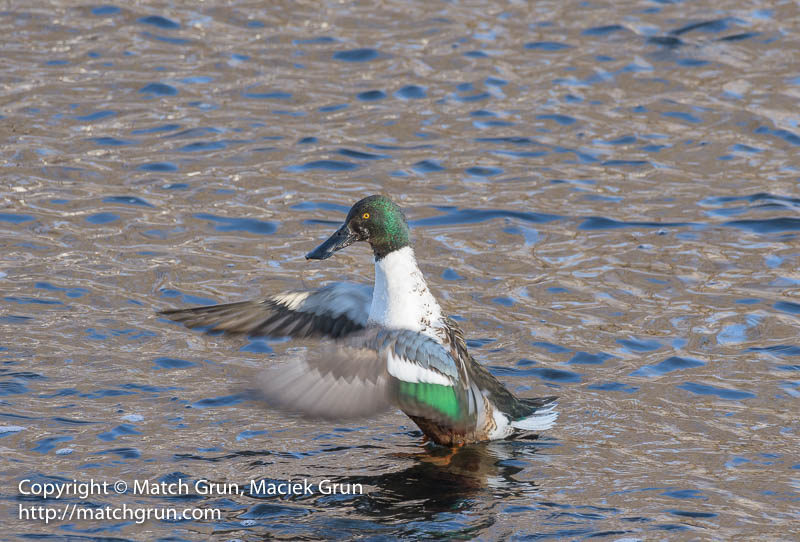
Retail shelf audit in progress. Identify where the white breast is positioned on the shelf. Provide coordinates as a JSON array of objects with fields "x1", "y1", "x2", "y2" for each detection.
[{"x1": 368, "y1": 246, "x2": 443, "y2": 338}]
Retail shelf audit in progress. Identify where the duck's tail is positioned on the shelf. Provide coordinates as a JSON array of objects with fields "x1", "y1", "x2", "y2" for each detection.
[{"x1": 510, "y1": 396, "x2": 558, "y2": 432}]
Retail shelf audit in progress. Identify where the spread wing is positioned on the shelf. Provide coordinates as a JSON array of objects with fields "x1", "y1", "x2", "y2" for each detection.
[
  {"x1": 253, "y1": 328, "x2": 475, "y2": 427},
  {"x1": 159, "y1": 282, "x2": 371, "y2": 340}
]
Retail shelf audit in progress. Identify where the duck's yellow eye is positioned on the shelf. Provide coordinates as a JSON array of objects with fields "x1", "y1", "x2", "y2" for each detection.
[{"x1": 362, "y1": 212, "x2": 370, "y2": 219}]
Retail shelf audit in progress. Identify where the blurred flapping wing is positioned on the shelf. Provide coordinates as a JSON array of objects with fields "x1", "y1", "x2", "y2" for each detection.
[{"x1": 253, "y1": 328, "x2": 472, "y2": 426}]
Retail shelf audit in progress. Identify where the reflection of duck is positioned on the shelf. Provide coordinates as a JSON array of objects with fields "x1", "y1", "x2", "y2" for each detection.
[
  {"x1": 161, "y1": 195, "x2": 557, "y2": 446},
  {"x1": 338, "y1": 440, "x2": 546, "y2": 521}
]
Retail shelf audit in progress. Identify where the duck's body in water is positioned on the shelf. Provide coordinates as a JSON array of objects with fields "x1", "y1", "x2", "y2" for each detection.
[{"x1": 161, "y1": 195, "x2": 557, "y2": 446}]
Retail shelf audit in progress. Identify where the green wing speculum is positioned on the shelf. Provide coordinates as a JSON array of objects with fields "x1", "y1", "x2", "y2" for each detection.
[{"x1": 350, "y1": 328, "x2": 477, "y2": 430}]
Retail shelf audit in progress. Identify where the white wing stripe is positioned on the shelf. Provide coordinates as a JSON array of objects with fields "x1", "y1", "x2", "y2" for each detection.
[
  {"x1": 386, "y1": 351, "x2": 451, "y2": 386},
  {"x1": 272, "y1": 291, "x2": 311, "y2": 311}
]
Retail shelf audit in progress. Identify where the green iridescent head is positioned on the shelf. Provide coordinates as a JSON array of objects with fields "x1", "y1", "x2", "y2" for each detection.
[{"x1": 306, "y1": 195, "x2": 411, "y2": 261}]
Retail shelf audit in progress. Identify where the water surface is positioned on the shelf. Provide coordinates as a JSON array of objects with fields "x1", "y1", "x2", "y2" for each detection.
[{"x1": 1, "y1": 1, "x2": 798, "y2": 539}]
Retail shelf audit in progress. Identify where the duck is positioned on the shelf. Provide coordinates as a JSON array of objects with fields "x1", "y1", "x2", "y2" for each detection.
[{"x1": 160, "y1": 195, "x2": 557, "y2": 446}]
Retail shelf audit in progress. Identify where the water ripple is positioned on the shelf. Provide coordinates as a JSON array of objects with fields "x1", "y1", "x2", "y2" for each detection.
[
  {"x1": 524, "y1": 41, "x2": 572, "y2": 51},
  {"x1": 631, "y1": 356, "x2": 705, "y2": 377},
  {"x1": 193, "y1": 214, "x2": 277, "y2": 235},
  {"x1": 138, "y1": 15, "x2": 180, "y2": 30},
  {"x1": 677, "y1": 382, "x2": 756, "y2": 400},
  {"x1": 286, "y1": 160, "x2": 360, "y2": 172},
  {"x1": 140, "y1": 82, "x2": 178, "y2": 96},
  {"x1": 333, "y1": 48, "x2": 381, "y2": 62},
  {"x1": 412, "y1": 207, "x2": 560, "y2": 227}
]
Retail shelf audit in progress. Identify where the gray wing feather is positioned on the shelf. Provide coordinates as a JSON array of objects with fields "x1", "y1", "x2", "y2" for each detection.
[
  {"x1": 254, "y1": 340, "x2": 390, "y2": 419},
  {"x1": 160, "y1": 282, "x2": 371, "y2": 340},
  {"x1": 347, "y1": 328, "x2": 460, "y2": 381}
]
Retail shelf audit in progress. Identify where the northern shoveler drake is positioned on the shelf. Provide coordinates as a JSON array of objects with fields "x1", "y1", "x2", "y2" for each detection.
[{"x1": 160, "y1": 195, "x2": 557, "y2": 446}]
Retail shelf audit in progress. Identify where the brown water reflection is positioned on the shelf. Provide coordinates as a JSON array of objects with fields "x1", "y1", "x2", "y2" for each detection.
[{"x1": 1, "y1": 0, "x2": 798, "y2": 539}]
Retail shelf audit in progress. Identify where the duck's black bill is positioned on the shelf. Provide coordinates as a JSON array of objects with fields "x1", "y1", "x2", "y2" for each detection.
[{"x1": 306, "y1": 224, "x2": 357, "y2": 260}]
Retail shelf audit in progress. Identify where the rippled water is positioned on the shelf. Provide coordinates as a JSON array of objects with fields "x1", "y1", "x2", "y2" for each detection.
[{"x1": 2, "y1": 1, "x2": 799, "y2": 539}]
